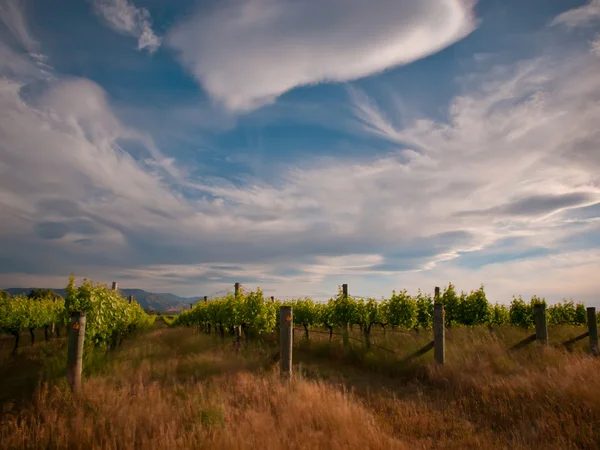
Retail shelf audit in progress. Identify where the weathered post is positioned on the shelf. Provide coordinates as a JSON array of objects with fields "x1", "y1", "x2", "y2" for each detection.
[
  {"x1": 204, "y1": 296, "x2": 208, "y2": 302},
  {"x1": 128, "y1": 295, "x2": 133, "y2": 304},
  {"x1": 433, "y1": 303, "x2": 445, "y2": 364},
  {"x1": 588, "y1": 307, "x2": 598, "y2": 356},
  {"x1": 50, "y1": 297, "x2": 57, "y2": 337},
  {"x1": 434, "y1": 286, "x2": 440, "y2": 301},
  {"x1": 342, "y1": 283, "x2": 349, "y2": 347},
  {"x1": 534, "y1": 304, "x2": 548, "y2": 347},
  {"x1": 67, "y1": 312, "x2": 86, "y2": 392},
  {"x1": 234, "y1": 325, "x2": 242, "y2": 351},
  {"x1": 280, "y1": 305, "x2": 293, "y2": 379},
  {"x1": 189, "y1": 303, "x2": 193, "y2": 310},
  {"x1": 112, "y1": 281, "x2": 118, "y2": 291},
  {"x1": 233, "y1": 283, "x2": 241, "y2": 349},
  {"x1": 271, "y1": 296, "x2": 275, "y2": 303}
]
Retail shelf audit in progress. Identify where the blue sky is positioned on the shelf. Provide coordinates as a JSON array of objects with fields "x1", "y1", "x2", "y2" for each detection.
[{"x1": 1, "y1": 0, "x2": 600, "y2": 304}]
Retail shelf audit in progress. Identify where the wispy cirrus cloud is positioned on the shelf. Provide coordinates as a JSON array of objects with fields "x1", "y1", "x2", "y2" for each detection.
[
  {"x1": 0, "y1": 0, "x2": 53, "y2": 79},
  {"x1": 0, "y1": 0, "x2": 37, "y2": 52},
  {"x1": 550, "y1": 0, "x2": 600, "y2": 28},
  {"x1": 2, "y1": 39, "x2": 600, "y2": 302},
  {"x1": 92, "y1": 0, "x2": 161, "y2": 54},
  {"x1": 167, "y1": 0, "x2": 477, "y2": 111}
]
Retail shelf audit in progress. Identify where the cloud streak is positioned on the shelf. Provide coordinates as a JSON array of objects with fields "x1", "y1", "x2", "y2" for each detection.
[
  {"x1": 550, "y1": 0, "x2": 600, "y2": 28},
  {"x1": 0, "y1": 0, "x2": 37, "y2": 52},
  {"x1": 167, "y1": 0, "x2": 477, "y2": 111},
  {"x1": 93, "y1": 0, "x2": 161, "y2": 53}
]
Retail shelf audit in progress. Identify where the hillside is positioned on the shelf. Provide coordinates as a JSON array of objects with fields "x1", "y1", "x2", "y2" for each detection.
[{"x1": 3, "y1": 287, "x2": 198, "y2": 313}]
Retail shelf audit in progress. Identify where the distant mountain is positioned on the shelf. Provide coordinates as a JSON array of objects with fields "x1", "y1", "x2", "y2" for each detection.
[{"x1": 2, "y1": 287, "x2": 201, "y2": 313}]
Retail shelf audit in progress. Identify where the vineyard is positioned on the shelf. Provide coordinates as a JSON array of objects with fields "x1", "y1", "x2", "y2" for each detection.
[
  {"x1": 0, "y1": 276, "x2": 155, "y2": 352},
  {"x1": 172, "y1": 283, "x2": 592, "y2": 343},
  {"x1": 2, "y1": 279, "x2": 600, "y2": 449}
]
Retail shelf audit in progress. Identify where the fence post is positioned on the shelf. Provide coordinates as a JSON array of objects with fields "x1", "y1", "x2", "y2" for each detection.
[
  {"x1": 234, "y1": 326, "x2": 242, "y2": 351},
  {"x1": 434, "y1": 286, "x2": 440, "y2": 301},
  {"x1": 112, "y1": 282, "x2": 118, "y2": 290},
  {"x1": 342, "y1": 284, "x2": 349, "y2": 347},
  {"x1": 50, "y1": 297, "x2": 57, "y2": 337},
  {"x1": 204, "y1": 296, "x2": 208, "y2": 302},
  {"x1": 234, "y1": 283, "x2": 240, "y2": 296},
  {"x1": 271, "y1": 296, "x2": 275, "y2": 303},
  {"x1": 280, "y1": 305, "x2": 293, "y2": 379},
  {"x1": 128, "y1": 295, "x2": 133, "y2": 304},
  {"x1": 433, "y1": 303, "x2": 445, "y2": 364},
  {"x1": 534, "y1": 304, "x2": 548, "y2": 347},
  {"x1": 67, "y1": 312, "x2": 86, "y2": 392},
  {"x1": 588, "y1": 307, "x2": 598, "y2": 356}
]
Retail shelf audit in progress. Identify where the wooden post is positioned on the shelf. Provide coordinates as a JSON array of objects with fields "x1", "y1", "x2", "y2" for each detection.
[
  {"x1": 271, "y1": 296, "x2": 275, "y2": 303},
  {"x1": 433, "y1": 303, "x2": 445, "y2": 364},
  {"x1": 234, "y1": 326, "x2": 242, "y2": 351},
  {"x1": 189, "y1": 303, "x2": 193, "y2": 310},
  {"x1": 67, "y1": 312, "x2": 86, "y2": 392},
  {"x1": 342, "y1": 284, "x2": 349, "y2": 347},
  {"x1": 234, "y1": 283, "x2": 240, "y2": 297},
  {"x1": 534, "y1": 304, "x2": 548, "y2": 347},
  {"x1": 112, "y1": 281, "x2": 118, "y2": 290},
  {"x1": 50, "y1": 297, "x2": 57, "y2": 337},
  {"x1": 434, "y1": 286, "x2": 440, "y2": 301},
  {"x1": 588, "y1": 307, "x2": 598, "y2": 356},
  {"x1": 204, "y1": 296, "x2": 208, "y2": 302},
  {"x1": 128, "y1": 295, "x2": 133, "y2": 304},
  {"x1": 280, "y1": 306, "x2": 293, "y2": 379}
]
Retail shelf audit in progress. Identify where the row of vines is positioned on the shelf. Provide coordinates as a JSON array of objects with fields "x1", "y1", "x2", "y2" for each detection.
[
  {"x1": 173, "y1": 283, "x2": 593, "y2": 342},
  {"x1": 0, "y1": 276, "x2": 155, "y2": 351}
]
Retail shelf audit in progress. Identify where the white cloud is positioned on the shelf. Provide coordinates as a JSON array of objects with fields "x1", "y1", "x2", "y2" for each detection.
[
  {"x1": 167, "y1": 0, "x2": 477, "y2": 111},
  {"x1": 0, "y1": 0, "x2": 54, "y2": 78},
  {"x1": 2, "y1": 10, "x2": 600, "y2": 305},
  {"x1": 550, "y1": 0, "x2": 600, "y2": 28},
  {"x1": 0, "y1": 0, "x2": 38, "y2": 52},
  {"x1": 93, "y1": 0, "x2": 161, "y2": 53}
]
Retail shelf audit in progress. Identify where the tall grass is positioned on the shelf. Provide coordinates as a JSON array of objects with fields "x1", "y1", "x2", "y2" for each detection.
[{"x1": 1, "y1": 325, "x2": 599, "y2": 449}]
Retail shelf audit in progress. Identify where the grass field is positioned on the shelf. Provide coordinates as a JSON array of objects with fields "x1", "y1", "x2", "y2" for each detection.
[{"x1": 1, "y1": 321, "x2": 600, "y2": 449}]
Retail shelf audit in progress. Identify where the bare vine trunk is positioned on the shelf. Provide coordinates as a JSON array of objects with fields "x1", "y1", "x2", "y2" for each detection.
[{"x1": 12, "y1": 332, "x2": 20, "y2": 353}]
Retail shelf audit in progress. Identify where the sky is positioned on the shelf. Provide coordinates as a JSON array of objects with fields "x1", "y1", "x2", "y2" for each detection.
[{"x1": 0, "y1": 0, "x2": 599, "y2": 304}]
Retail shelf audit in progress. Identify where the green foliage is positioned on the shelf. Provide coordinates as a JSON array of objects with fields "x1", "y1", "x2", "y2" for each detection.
[
  {"x1": 356, "y1": 298, "x2": 381, "y2": 333},
  {"x1": 171, "y1": 283, "x2": 592, "y2": 337},
  {"x1": 489, "y1": 303, "x2": 510, "y2": 325},
  {"x1": 574, "y1": 303, "x2": 587, "y2": 326},
  {"x1": 459, "y1": 285, "x2": 491, "y2": 326},
  {"x1": 65, "y1": 276, "x2": 155, "y2": 347},
  {"x1": 509, "y1": 296, "x2": 547, "y2": 328},
  {"x1": 0, "y1": 294, "x2": 65, "y2": 336},
  {"x1": 387, "y1": 290, "x2": 417, "y2": 329},
  {"x1": 547, "y1": 300, "x2": 576, "y2": 325},
  {"x1": 332, "y1": 292, "x2": 359, "y2": 327},
  {"x1": 440, "y1": 283, "x2": 461, "y2": 327},
  {"x1": 294, "y1": 298, "x2": 319, "y2": 329},
  {"x1": 415, "y1": 290, "x2": 433, "y2": 330}
]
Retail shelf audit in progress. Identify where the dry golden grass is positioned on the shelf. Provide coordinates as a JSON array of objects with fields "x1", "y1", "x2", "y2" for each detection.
[
  {"x1": 1, "y1": 325, "x2": 600, "y2": 449},
  {"x1": 0, "y1": 328, "x2": 404, "y2": 450}
]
